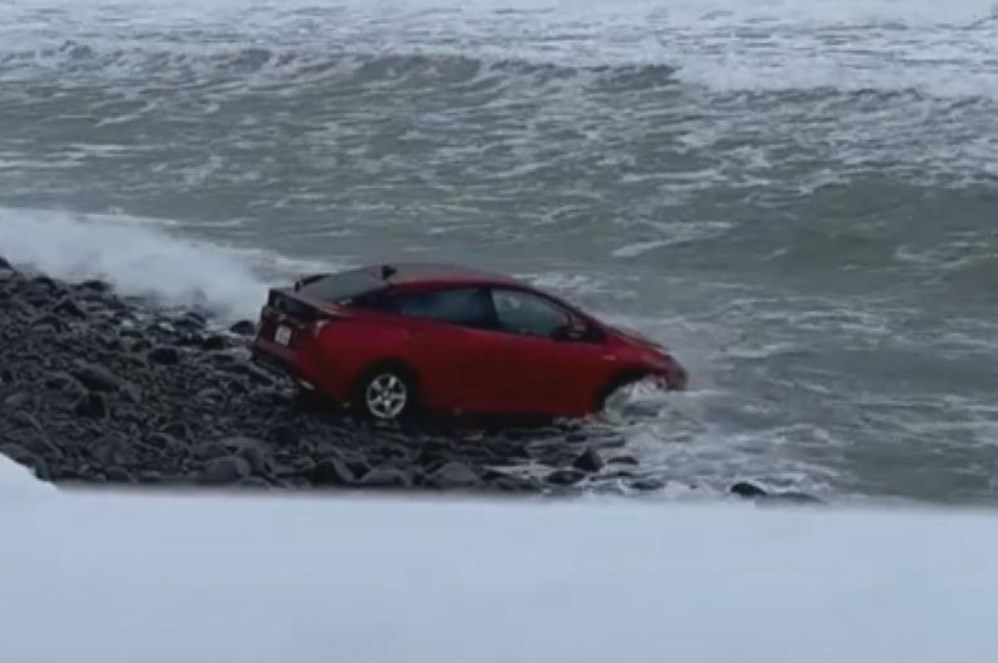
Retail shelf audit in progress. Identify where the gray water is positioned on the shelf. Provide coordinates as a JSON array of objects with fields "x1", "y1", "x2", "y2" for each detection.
[{"x1": 2, "y1": 0, "x2": 997, "y2": 503}]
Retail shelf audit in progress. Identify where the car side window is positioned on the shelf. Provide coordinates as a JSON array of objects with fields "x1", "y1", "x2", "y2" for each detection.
[
  {"x1": 491, "y1": 289, "x2": 570, "y2": 339},
  {"x1": 386, "y1": 287, "x2": 495, "y2": 329}
]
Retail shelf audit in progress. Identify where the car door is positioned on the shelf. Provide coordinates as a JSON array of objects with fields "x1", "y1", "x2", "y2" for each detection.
[
  {"x1": 380, "y1": 286, "x2": 509, "y2": 413},
  {"x1": 486, "y1": 287, "x2": 609, "y2": 416}
]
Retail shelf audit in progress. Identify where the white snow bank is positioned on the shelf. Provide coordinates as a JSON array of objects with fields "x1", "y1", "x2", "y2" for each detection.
[
  {"x1": 0, "y1": 454, "x2": 56, "y2": 499},
  {"x1": 3, "y1": 486, "x2": 998, "y2": 663}
]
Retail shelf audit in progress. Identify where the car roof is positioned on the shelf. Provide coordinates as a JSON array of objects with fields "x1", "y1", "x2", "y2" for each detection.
[
  {"x1": 379, "y1": 262, "x2": 525, "y2": 287},
  {"x1": 298, "y1": 262, "x2": 529, "y2": 301}
]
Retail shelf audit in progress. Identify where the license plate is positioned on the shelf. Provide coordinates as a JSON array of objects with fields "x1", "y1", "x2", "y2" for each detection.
[{"x1": 274, "y1": 325, "x2": 292, "y2": 346}]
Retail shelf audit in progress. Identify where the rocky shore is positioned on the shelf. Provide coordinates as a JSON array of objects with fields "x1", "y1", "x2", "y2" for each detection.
[
  {"x1": 1, "y1": 255, "x2": 812, "y2": 503},
  {"x1": 0, "y1": 255, "x2": 676, "y2": 495}
]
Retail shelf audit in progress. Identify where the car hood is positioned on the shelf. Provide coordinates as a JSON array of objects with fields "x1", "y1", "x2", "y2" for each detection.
[{"x1": 610, "y1": 324, "x2": 667, "y2": 351}]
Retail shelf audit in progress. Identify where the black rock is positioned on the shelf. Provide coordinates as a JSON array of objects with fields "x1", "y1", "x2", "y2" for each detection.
[
  {"x1": 91, "y1": 438, "x2": 140, "y2": 468},
  {"x1": 219, "y1": 436, "x2": 272, "y2": 475},
  {"x1": 18, "y1": 430, "x2": 61, "y2": 459},
  {"x1": 160, "y1": 422, "x2": 192, "y2": 442},
  {"x1": 201, "y1": 334, "x2": 227, "y2": 351},
  {"x1": 147, "y1": 432, "x2": 184, "y2": 452},
  {"x1": 105, "y1": 467, "x2": 136, "y2": 484},
  {"x1": 147, "y1": 346, "x2": 181, "y2": 366},
  {"x1": 4, "y1": 392, "x2": 33, "y2": 410},
  {"x1": 730, "y1": 481, "x2": 768, "y2": 499},
  {"x1": 45, "y1": 371, "x2": 85, "y2": 394},
  {"x1": 360, "y1": 465, "x2": 413, "y2": 488},
  {"x1": 607, "y1": 454, "x2": 639, "y2": 466},
  {"x1": 0, "y1": 255, "x2": 11, "y2": 271},
  {"x1": 311, "y1": 458, "x2": 356, "y2": 486},
  {"x1": 730, "y1": 481, "x2": 823, "y2": 505},
  {"x1": 73, "y1": 392, "x2": 109, "y2": 419},
  {"x1": 193, "y1": 440, "x2": 229, "y2": 461},
  {"x1": 53, "y1": 297, "x2": 87, "y2": 319},
  {"x1": 199, "y1": 456, "x2": 252, "y2": 485},
  {"x1": 176, "y1": 312, "x2": 207, "y2": 332},
  {"x1": 427, "y1": 461, "x2": 482, "y2": 489},
  {"x1": 31, "y1": 313, "x2": 66, "y2": 333},
  {"x1": 0, "y1": 369, "x2": 13, "y2": 384},
  {"x1": 1, "y1": 443, "x2": 37, "y2": 467},
  {"x1": 631, "y1": 477, "x2": 666, "y2": 492},
  {"x1": 572, "y1": 447, "x2": 604, "y2": 473},
  {"x1": 79, "y1": 279, "x2": 110, "y2": 292},
  {"x1": 229, "y1": 320, "x2": 256, "y2": 336},
  {"x1": 237, "y1": 476, "x2": 271, "y2": 489},
  {"x1": 71, "y1": 361, "x2": 130, "y2": 395},
  {"x1": 268, "y1": 424, "x2": 299, "y2": 447},
  {"x1": 546, "y1": 469, "x2": 586, "y2": 486}
]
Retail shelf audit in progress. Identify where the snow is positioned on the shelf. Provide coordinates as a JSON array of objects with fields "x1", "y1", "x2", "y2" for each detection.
[{"x1": 3, "y1": 476, "x2": 998, "y2": 662}]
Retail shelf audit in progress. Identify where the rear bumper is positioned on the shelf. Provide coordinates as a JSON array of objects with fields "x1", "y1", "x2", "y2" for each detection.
[{"x1": 251, "y1": 336, "x2": 302, "y2": 381}]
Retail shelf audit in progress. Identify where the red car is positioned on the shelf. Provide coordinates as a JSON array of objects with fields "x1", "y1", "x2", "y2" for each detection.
[{"x1": 251, "y1": 263, "x2": 687, "y2": 421}]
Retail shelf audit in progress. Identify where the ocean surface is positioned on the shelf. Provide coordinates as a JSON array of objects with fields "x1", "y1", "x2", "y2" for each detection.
[{"x1": 1, "y1": 0, "x2": 997, "y2": 503}]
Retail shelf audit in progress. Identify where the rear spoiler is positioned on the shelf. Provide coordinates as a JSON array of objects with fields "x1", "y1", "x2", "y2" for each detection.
[
  {"x1": 266, "y1": 287, "x2": 338, "y2": 326},
  {"x1": 293, "y1": 273, "x2": 328, "y2": 292}
]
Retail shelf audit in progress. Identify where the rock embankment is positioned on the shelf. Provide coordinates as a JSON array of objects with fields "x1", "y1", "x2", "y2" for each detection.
[{"x1": 0, "y1": 256, "x2": 662, "y2": 494}]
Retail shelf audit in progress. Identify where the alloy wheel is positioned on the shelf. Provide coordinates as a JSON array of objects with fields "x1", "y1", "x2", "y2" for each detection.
[{"x1": 364, "y1": 372, "x2": 409, "y2": 420}]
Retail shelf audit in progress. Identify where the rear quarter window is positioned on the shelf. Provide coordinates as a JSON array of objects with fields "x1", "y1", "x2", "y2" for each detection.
[{"x1": 386, "y1": 288, "x2": 495, "y2": 329}]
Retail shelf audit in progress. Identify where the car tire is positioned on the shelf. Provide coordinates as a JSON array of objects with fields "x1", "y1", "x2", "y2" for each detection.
[{"x1": 355, "y1": 365, "x2": 418, "y2": 422}]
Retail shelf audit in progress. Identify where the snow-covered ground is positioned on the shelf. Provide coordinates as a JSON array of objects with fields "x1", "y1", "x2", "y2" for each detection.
[{"x1": 3, "y1": 456, "x2": 998, "y2": 663}]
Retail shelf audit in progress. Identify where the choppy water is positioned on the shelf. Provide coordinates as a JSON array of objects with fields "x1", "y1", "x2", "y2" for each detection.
[{"x1": 2, "y1": 0, "x2": 997, "y2": 503}]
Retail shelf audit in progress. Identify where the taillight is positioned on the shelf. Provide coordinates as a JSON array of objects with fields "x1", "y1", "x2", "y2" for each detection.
[{"x1": 311, "y1": 319, "x2": 330, "y2": 338}]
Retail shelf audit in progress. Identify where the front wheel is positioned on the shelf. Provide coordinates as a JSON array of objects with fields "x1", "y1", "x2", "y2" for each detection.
[{"x1": 357, "y1": 368, "x2": 417, "y2": 421}]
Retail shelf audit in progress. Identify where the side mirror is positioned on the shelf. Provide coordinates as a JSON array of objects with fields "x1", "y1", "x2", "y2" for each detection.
[{"x1": 553, "y1": 321, "x2": 590, "y2": 342}]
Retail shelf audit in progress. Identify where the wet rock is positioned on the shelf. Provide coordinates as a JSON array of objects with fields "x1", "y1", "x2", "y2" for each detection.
[
  {"x1": 199, "y1": 456, "x2": 252, "y2": 485},
  {"x1": 45, "y1": 371, "x2": 85, "y2": 394},
  {"x1": 201, "y1": 334, "x2": 227, "y2": 351},
  {"x1": 105, "y1": 467, "x2": 136, "y2": 484},
  {"x1": 730, "y1": 481, "x2": 768, "y2": 499},
  {"x1": 311, "y1": 458, "x2": 356, "y2": 486},
  {"x1": 427, "y1": 461, "x2": 482, "y2": 489},
  {"x1": 219, "y1": 437, "x2": 272, "y2": 475},
  {"x1": 193, "y1": 440, "x2": 229, "y2": 461},
  {"x1": 238, "y1": 476, "x2": 271, "y2": 489},
  {"x1": 78, "y1": 279, "x2": 110, "y2": 292},
  {"x1": 147, "y1": 432, "x2": 184, "y2": 453},
  {"x1": 546, "y1": 469, "x2": 587, "y2": 486},
  {"x1": 268, "y1": 424, "x2": 299, "y2": 447},
  {"x1": 31, "y1": 313, "x2": 66, "y2": 333},
  {"x1": 730, "y1": 481, "x2": 823, "y2": 505},
  {"x1": 1, "y1": 443, "x2": 38, "y2": 468},
  {"x1": 71, "y1": 361, "x2": 132, "y2": 396},
  {"x1": 572, "y1": 447, "x2": 604, "y2": 473},
  {"x1": 607, "y1": 454, "x2": 639, "y2": 466},
  {"x1": 4, "y1": 392, "x2": 33, "y2": 410},
  {"x1": 160, "y1": 422, "x2": 192, "y2": 442},
  {"x1": 631, "y1": 477, "x2": 666, "y2": 492},
  {"x1": 53, "y1": 297, "x2": 86, "y2": 319},
  {"x1": 0, "y1": 255, "x2": 11, "y2": 271},
  {"x1": 73, "y1": 392, "x2": 109, "y2": 419},
  {"x1": 1, "y1": 368, "x2": 13, "y2": 384},
  {"x1": 359, "y1": 465, "x2": 412, "y2": 488},
  {"x1": 229, "y1": 320, "x2": 256, "y2": 336},
  {"x1": 147, "y1": 346, "x2": 181, "y2": 366}
]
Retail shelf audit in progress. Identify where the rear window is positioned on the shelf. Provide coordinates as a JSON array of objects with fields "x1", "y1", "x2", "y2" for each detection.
[{"x1": 300, "y1": 267, "x2": 385, "y2": 302}]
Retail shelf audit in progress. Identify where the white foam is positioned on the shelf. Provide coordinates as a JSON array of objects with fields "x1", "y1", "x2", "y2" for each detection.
[
  {"x1": 0, "y1": 207, "x2": 272, "y2": 320},
  {"x1": 2, "y1": 0, "x2": 997, "y2": 98}
]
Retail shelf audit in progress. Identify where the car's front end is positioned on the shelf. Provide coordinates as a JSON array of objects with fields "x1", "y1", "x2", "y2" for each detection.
[{"x1": 608, "y1": 324, "x2": 689, "y2": 391}]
